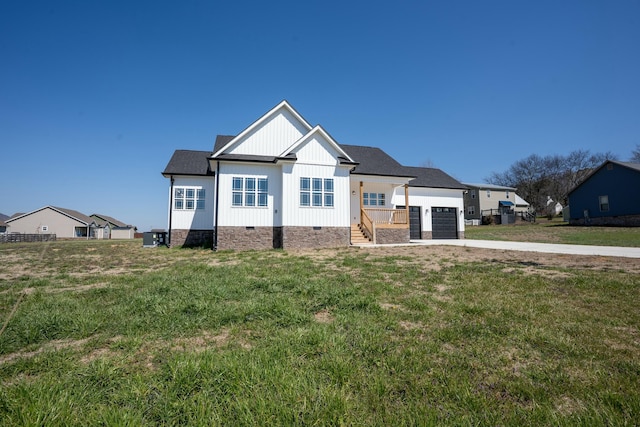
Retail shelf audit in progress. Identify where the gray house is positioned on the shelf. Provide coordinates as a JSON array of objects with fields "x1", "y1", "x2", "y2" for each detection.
[{"x1": 6, "y1": 206, "x2": 101, "y2": 238}]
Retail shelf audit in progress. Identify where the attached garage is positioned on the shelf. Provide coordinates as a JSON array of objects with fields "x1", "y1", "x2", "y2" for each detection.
[
  {"x1": 431, "y1": 207, "x2": 458, "y2": 239},
  {"x1": 391, "y1": 166, "x2": 467, "y2": 240}
]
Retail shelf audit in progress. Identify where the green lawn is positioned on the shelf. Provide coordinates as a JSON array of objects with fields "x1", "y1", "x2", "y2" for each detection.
[
  {"x1": 465, "y1": 218, "x2": 640, "y2": 247},
  {"x1": 1, "y1": 240, "x2": 639, "y2": 425}
]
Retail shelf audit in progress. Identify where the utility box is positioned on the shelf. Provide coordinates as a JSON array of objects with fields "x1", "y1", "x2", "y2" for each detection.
[{"x1": 143, "y1": 230, "x2": 167, "y2": 247}]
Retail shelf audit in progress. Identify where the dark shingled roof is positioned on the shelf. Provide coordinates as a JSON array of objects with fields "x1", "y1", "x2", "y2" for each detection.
[
  {"x1": 213, "y1": 135, "x2": 236, "y2": 153},
  {"x1": 91, "y1": 214, "x2": 129, "y2": 228},
  {"x1": 401, "y1": 166, "x2": 467, "y2": 190},
  {"x1": 339, "y1": 144, "x2": 415, "y2": 178},
  {"x1": 163, "y1": 150, "x2": 214, "y2": 176}
]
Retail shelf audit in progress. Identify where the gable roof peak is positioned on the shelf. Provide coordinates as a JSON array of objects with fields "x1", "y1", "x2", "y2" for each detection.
[
  {"x1": 212, "y1": 100, "x2": 313, "y2": 158},
  {"x1": 279, "y1": 124, "x2": 355, "y2": 162}
]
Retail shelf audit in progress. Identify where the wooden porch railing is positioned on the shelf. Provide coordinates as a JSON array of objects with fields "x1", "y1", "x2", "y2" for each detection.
[
  {"x1": 359, "y1": 208, "x2": 408, "y2": 244},
  {"x1": 361, "y1": 209, "x2": 374, "y2": 241},
  {"x1": 364, "y1": 208, "x2": 408, "y2": 225}
]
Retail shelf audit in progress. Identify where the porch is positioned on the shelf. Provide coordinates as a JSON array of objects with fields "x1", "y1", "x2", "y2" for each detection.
[{"x1": 353, "y1": 181, "x2": 410, "y2": 245}]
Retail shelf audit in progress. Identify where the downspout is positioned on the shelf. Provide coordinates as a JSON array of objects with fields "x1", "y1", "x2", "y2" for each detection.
[
  {"x1": 213, "y1": 161, "x2": 220, "y2": 251},
  {"x1": 168, "y1": 175, "x2": 174, "y2": 247}
]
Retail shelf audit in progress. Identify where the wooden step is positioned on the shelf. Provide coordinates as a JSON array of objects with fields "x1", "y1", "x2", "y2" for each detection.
[{"x1": 350, "y1": 224, "x2": 372, "y2": 245}]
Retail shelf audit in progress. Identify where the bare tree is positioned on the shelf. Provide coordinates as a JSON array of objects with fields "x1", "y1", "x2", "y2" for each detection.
[
  {"x1": 486, "y1": 150, "x2": 616, "y2": 214},
  {"x1": 632, "y1": 144, "x2": 640, "y2": 163}
]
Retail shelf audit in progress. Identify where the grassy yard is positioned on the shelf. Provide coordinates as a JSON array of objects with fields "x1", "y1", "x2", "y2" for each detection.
[
  {"x1": 465, "y1": 217, "x2": 640, "y2": 247},
  {"x1": 1, "y1": 240, "x2": 639, "y2": 425}
]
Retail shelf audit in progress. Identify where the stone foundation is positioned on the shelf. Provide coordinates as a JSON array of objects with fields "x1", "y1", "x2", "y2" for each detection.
[
  {"x1": 170, "y1": 229, "x2": 214, "y2": 248},
  {"x1": 216, "y1": 226, "x2": 280, "y2": 251},
  {"x1": 419, "y1": 230, "x2": 463, "y2": 240},
  {"x1": 569, "y1": 214, "x2": 640, "y2": 227},
  {"x1": 282, "y1": 226, "x2": 350, "y2": 250},
  {"x1": 375, "y1": 227, "x2": 409, "y2": 244}
]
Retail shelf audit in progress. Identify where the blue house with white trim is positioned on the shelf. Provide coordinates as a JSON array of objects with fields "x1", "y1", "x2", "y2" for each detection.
[{"x1": 567, "y1": 160, "x2": 640, "y2": 226}]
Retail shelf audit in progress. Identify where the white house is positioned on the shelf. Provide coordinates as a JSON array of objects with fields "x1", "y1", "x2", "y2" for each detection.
[{"x1": 162, "y1": 101, "x2": 466, "y2": 250}]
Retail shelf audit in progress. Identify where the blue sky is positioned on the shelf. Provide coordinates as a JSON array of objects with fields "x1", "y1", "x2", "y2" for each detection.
[{"x1": 2, "y1": 0, "x2": 639, "y2": 231}]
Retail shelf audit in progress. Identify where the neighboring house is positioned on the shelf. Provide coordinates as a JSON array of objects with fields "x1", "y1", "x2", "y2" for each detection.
[
  {"x1": 5, "y1": 206, "x2": 102, "y2": 238},
  {"x1": 90, "y1": 214, "x2": 136, "y2": 239},
  {"x1": 462, "y1": 183, "x2": 532, "y2": 224},
  {"x1": 546, "y1": 197, "x2": 563, "y2": 216},
  {"x1": 0, "y1": 213, "x2": 8, "y2": 234},
  {"x1": 514, "y1": 194, "x2": 531, "y2": 214},
  {"x1": 162, "y1": 101, "x2": 467, "y2": 250},
  {"x1": 567, "y1": 160, "x2": 640, "y2": 226}
]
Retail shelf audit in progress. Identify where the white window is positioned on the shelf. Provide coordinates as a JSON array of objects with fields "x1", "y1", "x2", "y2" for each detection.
[
  {"x1": 506, "y1": 190, "x2": 510, "y2": 199},
  {"x1": 41, "y1": 225, "x2": 49, "y2": 232},
  {"x1": 471, "y1": 190, "x2": 476, "y2": 199},
  {"x1": 363, "y1": 193, "x2": 386, "y2": 206},
  {"x1": 467, "y1": 206, "x2": 475, "y2": 215},
  {"x1": 232, "y1": 177, "x2": 268, "y2": 207},
  {"x1": 300, "y1": 177, "x2": 334, "y2": 207},
  {"x1": 486, "y1": 190, "x2": 491, "y2": 198},
  {"x1": 599, "y1": 195, "x2": 609, "y2": 212},
  {"x1": 174, "y1": 187, "x2": 205, "y2": 210}
]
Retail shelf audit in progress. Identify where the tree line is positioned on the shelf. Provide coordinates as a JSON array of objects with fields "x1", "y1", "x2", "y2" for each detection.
[{"x1": 486, "y1": 149, "x2": 619, "y2": 215}]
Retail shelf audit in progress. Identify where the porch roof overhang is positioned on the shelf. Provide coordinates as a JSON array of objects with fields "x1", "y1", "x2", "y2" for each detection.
[
  {"x1": 350, "y1": 173, "x2": 414, "y2": 185},
  {"x1": 499, "y1": 200, "x2": 514, "y2": 206}
]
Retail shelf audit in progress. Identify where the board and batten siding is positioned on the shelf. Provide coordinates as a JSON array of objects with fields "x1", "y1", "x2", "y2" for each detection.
[
  {"x1": 279, "y1": 134, "x2": 351, "y2": 227},
  {"x1": 169, "y1": 176, "x2": 215, "y2": 230},
  {"x1": 216, "y1": 163, "x2": 282, "y2": 227},
  {"x1": 393, "y1": 187, "x2": 465, "y2": 233},
  {"x1": 281, "y1": 163, "x2": 350, "y2": 227},
  {"x1": 226, "y1": 109, "x2": 308, "y2": 157}
]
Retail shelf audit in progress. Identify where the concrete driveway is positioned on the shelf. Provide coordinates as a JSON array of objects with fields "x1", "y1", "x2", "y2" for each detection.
[{"x1": 408, "y1": 239, "x2": 640, "y2": 258}]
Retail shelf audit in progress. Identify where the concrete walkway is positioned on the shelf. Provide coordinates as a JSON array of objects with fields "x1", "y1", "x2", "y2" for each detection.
[{"x1": 355, "y1": 239, "x2": 640, "y2": 258}]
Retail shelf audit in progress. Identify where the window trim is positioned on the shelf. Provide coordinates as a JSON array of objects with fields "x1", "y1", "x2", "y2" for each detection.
[
  {"x1": 300, "y1": 177, "x2": 334, "y2": 208},
  {"x1": 174, "y1": 186, "x2": 206, "y2": 210},
  {"x1": 363, "y1": 192, "x2": 386, "y2": 207},
  {"x1": 599, "y1": 195, "x2": 609, "y2": 212},
  {"x1": 232, "y1": 176, "x2": 268, "y2": 208}
]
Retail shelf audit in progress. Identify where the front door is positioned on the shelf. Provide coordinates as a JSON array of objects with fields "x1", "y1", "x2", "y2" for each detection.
[{"x1": 398, "y1": 206, "x2": 421, "y2": 239}]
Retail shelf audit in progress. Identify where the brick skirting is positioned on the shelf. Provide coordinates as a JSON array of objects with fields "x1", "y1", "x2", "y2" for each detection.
[
  {"x1": 375, "y1": 227, "x2": 409, "y2": 244},
  {"x1": 420, "y1": 230, "x2": 464, "y2": 240},
  {"x1": 282, "y1": 226, "x2": 350, "y2": 250},
  {"x1": 216, "y1": 226, "x2": 280, "y2": 251},
  {"x1": 170, "y1": 229, "x2": 214, "y2": 248}
]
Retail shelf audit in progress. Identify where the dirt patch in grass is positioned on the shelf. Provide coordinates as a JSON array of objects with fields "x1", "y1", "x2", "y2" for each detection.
[
  {"x1": 353, "y1": 245, "x2": 640, "y2": 274},
  {"x1": 0, "y1": 337, "x2": 94, "y2": 365},
  {"x1": 314, "y1": 309, "x2": 334, "y2": 324}
]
